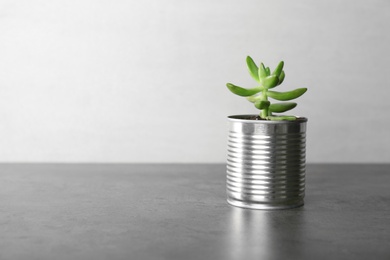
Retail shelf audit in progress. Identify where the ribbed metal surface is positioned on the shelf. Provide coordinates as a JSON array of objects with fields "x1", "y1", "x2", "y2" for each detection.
[{"x1": 227, "y1": 115, "x2": 307, "y2": 210}]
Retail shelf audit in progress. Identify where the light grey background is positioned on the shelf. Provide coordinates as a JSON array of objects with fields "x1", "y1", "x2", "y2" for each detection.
[{"x1": 1, "y1": 0, "x2": 389, "y2": 163}]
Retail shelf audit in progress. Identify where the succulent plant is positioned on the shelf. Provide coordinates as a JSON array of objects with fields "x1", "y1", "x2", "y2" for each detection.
[{"x1": 226, "y1": 56, "x2": 307, "y2": 120}]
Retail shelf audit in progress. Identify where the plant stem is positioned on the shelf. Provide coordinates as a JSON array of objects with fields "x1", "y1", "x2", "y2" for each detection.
[
  {"x1": 260, "y1": 89, "x2": 269, "y2": 119},
  {"x1": 261, "y1": 109, "x2": 268, "y2": 118}
]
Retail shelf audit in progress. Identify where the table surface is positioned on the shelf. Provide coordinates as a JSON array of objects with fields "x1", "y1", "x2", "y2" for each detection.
[{"x1": 0, "y1": 164, "x2": 389, "y2": 260}]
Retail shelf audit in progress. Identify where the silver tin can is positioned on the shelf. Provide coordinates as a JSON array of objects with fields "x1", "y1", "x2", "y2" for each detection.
[{"x1": 227, "y1": 115, "x2": 307, "y2": 210}]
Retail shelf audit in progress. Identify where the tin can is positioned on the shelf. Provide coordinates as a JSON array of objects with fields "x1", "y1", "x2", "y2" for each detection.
[{"x1": 227, "y1": 115, "x2": 307, "y2": 210}]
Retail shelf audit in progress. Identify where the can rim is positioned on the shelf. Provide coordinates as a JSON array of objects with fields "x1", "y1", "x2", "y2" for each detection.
[{"x1": 228, "y1": 114, "x2": 308, "y2": 124}]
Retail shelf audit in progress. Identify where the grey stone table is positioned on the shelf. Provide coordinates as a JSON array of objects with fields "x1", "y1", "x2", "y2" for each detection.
[{"x1": 0, "y1": 164, "x2": 389, "y2": 260}]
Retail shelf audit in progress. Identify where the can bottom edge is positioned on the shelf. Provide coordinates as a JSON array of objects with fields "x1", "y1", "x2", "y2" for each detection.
[{"x1": 227, "y1": 198, "x2": 304, "y2": 210}]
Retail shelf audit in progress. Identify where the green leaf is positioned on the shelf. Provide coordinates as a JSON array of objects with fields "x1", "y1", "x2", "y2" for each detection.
[
  {"x1": 265, "y1": 67, "x2": 271, "y2": 76},
  {"x1": 246, "y1": 94, "x2": 262, "y2": 103},
  {"x1": 277, "y1": 71, "x2": 285, "y2": 85},
  {"x1": 266, "y1": 115, "x2": 297, "y2": 121},
  {"x1": 268, "y1": 88, "x2": 307, "y2": 101},
  {"x1": 226, "y1": 83, "x2": 261, "y2": 97},
  {"x1": 254, "y1": 100, "x2": 270, "y2": 109},
  {"x1": 258, "y1": 63, "x2": 267, "y2": 80},
  {"x1": 269, "y1": 102, "x2": 297, "y2": 113},
  {"x1": 246, "y1": 56, "x2": 259, "y2": 82},
  {"x1": 262, "y1": 75, "x2": 279, "y2": 89},
  {"x1": 272, "y1": 61, "x2": 284, "y2": 77}
]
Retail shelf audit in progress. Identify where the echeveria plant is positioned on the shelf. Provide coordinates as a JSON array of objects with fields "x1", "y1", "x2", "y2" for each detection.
[{"x1": 226, "y1": 56, "x2": 307, "y2": 120}]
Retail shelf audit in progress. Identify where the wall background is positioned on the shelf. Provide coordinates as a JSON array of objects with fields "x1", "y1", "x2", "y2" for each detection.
[{"x1": 1, "y1": 0, "x2": 389, "y2": 163}]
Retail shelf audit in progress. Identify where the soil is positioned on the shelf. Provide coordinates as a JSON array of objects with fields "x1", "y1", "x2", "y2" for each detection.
[
  {"x1": 231, "y1": 115, "x2": 307, "y2": 121},
  {"x1": 246, "y1": 115, "x2": 265, "y2": 120}
]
